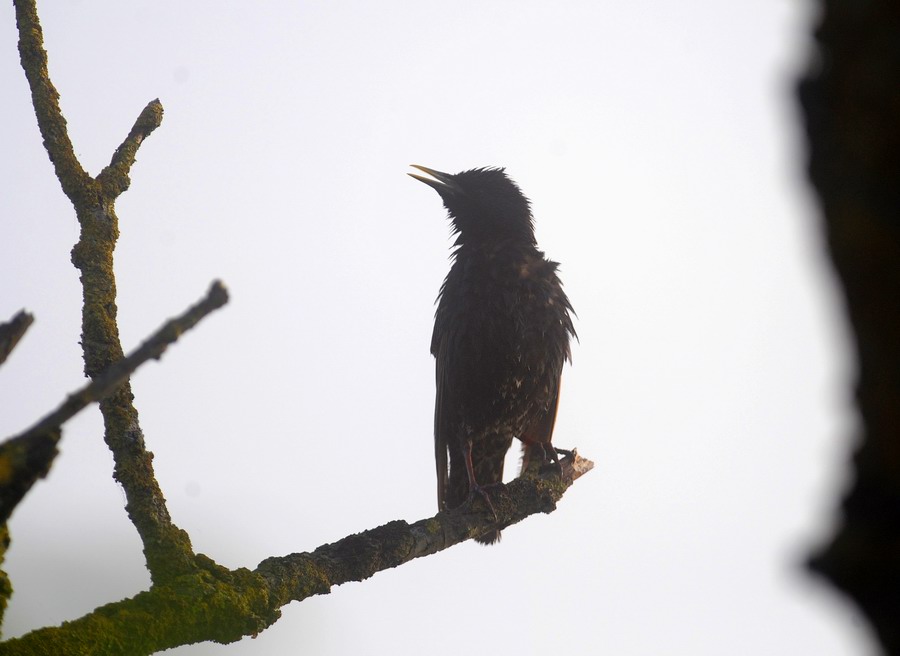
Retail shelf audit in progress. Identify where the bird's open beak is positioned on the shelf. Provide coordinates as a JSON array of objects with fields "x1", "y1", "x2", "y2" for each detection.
[{"x1": 408, "y1": 165, "x2": 460, "y2": 194}]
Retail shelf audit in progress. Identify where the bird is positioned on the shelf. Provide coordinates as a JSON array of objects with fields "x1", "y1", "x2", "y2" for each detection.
[{"x1": 409, "y1": 165, "x2": 576, "y2": 544}]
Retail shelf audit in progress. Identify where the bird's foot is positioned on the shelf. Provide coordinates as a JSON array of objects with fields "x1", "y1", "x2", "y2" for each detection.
[
  {"x1": 465, "y1": 483, "x2": 499, "y2": 520},
  {"x1": 538, "y1": 460, "x2": 563, "y2": 476},
  {"x1": 536, "y1": 444, "x2": 562, "y2": 474},
  {"x1": 554, "y1": 446, "x2": 577, "y2": 461},
  {"x1": 539, "y1": 446, "x2": 577, "y2": 475}
]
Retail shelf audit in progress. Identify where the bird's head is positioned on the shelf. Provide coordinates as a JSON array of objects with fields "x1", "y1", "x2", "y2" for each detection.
[{"x1": 409, "y1": 165, "x2": 535, "y2": 245}]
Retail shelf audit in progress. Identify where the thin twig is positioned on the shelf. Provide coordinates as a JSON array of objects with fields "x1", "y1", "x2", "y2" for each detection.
[
  {"x1": 0, "y1": 282, "x2": 229, "y2": 525},
  {"x1": 0, "y1": 310, "x2": 34, "y2": 366},
  {"x1": 20, "y1": 281, "x2": 228, "y2": 441},
  {"x1": 97, "y1": 99, "x2": 164, "y2": 198}
]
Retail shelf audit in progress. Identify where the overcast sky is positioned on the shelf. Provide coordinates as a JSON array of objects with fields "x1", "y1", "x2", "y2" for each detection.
[{"x1": 0, "y1": 1, "x2": 877, "y2": 654}]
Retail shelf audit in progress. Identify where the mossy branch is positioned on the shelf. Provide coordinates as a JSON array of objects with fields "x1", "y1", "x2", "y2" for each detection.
[
  {"x1": 257, "y1": 453, "x2": 594, "y2": 606},
  {"x1": 13, "y1": 0, "x2": 94, "y2": 206},
  {"x1": 0, "y1": 524, "x2": 11, "y2": 635},
  {"x1": 97, "y1": 99, "x2": 164, "y2": 198},
  {"x1": 1, "y1": 456, "x2": 592, "y2": 655},
  {"x1": 14, "y1": 0, "x2": 192, "y2": 584}
]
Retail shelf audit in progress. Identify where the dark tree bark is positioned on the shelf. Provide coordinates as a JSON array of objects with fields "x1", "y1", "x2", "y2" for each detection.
[{"x1": 799, "y1": 2, "x2": 900, "y2": 654}]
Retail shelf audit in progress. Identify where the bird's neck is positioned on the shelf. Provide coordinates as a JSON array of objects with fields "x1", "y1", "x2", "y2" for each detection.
[
  {"x1": 454, "y1": 232, "x2": 537, "y2": 251},
  {"x1": 453, "y1": 236, "x2": 540, "y2": 262}
]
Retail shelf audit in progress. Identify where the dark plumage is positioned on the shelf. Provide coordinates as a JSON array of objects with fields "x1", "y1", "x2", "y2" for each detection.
[{"x1": 409, "y1": 165, "x2": 576, "y2": 544}]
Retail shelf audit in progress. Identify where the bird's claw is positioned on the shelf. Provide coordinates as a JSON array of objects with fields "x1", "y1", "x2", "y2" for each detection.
[
  {"x1": 539, "y1": 446, "x2": 577, "y2": 475},
  {"x1": 554, "y1": 446, "x2": 576, "y2": 461},
  {"x1": 465, "y1": 483, "x2": 499, "y2": 521}
]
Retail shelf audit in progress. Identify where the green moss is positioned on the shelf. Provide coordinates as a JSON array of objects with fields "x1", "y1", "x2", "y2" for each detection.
[
  {"x1": 0, "y1": 524, "x2": 11, "y2": 634},
  {"x1": 0, "y1": 560, "x2": 279, "y2": 654}
]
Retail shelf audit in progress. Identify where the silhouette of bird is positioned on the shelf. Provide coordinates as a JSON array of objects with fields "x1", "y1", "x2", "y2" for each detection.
[{"x1": 409, "y1": 165, "x2": 576, "y2": 544}]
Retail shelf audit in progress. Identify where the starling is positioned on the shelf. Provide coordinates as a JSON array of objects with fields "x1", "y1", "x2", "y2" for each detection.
[{"x1": 409, "y1": 165, "x2": 576, "y2": 544}]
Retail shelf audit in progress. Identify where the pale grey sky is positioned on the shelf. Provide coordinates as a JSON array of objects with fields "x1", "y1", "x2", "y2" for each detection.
[{"x1": 0, "y1": 1, "x2": 874, "y2": 654}]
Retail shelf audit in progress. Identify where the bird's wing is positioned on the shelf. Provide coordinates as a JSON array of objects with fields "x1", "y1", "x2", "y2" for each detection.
[{"x1": 433, "y1": 334, "x2": 450, "y2": 511}]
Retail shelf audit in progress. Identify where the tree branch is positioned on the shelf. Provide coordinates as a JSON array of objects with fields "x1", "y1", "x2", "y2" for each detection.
[
  {"x1": 15, "y1": 0, "x2": 190, "y2": 584},
  {"x1": 0, "y1": 311, "x2": 33, "y2": 367},
  {"x1": 0, "y1": 281, "x2": 229, "y2": 526},
  {"x1": 257, "y1": 453, "x2": 594, "y2": 606},
  {"x1": 13, "y1": 0, "x2": 94, "y2": 206},
  {"x1": 97, "y1": 99, "x2": 164, "y2": 198},
  {"x1": 0, "y1": 455, "x2": 592, "y2": 655}
]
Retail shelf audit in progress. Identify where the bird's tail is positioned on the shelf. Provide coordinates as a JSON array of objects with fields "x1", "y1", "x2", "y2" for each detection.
[{"x1": 475, "y1": 529, "x2": 502, "y2": 545}]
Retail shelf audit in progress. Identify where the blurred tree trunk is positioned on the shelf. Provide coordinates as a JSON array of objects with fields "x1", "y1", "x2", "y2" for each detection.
[{"x1": 799, "y1": 2, "x2": 900, "y2": 654}]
